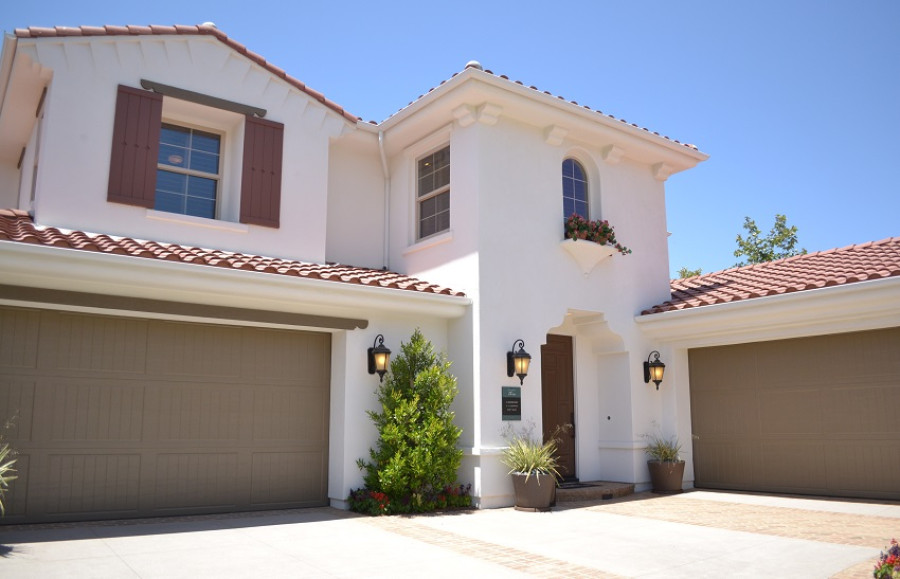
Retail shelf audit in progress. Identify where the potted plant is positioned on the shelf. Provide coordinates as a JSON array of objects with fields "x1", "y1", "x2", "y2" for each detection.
[
  {"x1": 642, "y1": 433, "x2": 685, "y2": 494},
  {"x1": 500, "y1": 423, "x2": 564, "y2": 511},
  {"x1": 564, "y1": 213, "x2": 632, "y2": 255}
]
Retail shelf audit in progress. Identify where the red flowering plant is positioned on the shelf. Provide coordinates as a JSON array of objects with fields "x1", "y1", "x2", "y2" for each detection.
[
  {"x1": 564, "y1": 214, "x2": 632, "y2": 255},
  {"x1": 347, "y1": 484, "x2": 472, "y2": 516},
  {"x1": 874, "y1": 539, "x2": 900, "y2": 578}
]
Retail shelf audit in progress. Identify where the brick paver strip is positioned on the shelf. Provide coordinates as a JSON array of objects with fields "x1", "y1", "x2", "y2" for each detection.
[
  {"x1": 365, "y1": 515, "x2": 623, "y2": 578},
  {"x1": 589, "y1": 494, "x2": 897, "y2": 549}
]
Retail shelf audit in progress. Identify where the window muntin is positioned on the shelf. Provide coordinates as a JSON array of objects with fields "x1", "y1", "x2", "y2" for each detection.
[
  {"x1": 417, "y1": 145, "x2": 450, "y2": 239},
  {"x1": 155, "y1": 123, "x2": 222, "y2": 219},
  {"x1": 562, "y1": 158, "x2": 588, "y2": 219}
]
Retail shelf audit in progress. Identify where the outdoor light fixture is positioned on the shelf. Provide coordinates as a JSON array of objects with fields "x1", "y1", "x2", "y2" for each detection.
[
  {"x1": 643, "y1": 350, "x2": 666, "y2": 390},
  {"x1": 507, "y1": 339, "x2": 532, "y2": 385},
  {"x1": 368, "y1": 334, "x2": 391, "y2": 382}
]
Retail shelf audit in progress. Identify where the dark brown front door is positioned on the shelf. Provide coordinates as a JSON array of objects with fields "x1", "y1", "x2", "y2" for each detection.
[{"x1": 541, "y1": 334, "x2": 576, "y2": 480}]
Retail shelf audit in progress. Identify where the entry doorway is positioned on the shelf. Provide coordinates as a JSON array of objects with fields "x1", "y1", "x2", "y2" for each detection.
[{"x1": 541, "y1": 334, "x2": 576, "y2": 480}]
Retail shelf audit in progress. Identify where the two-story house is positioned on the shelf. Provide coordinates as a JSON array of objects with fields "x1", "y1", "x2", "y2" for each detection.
[{"x1": 1, "y1": 24, "x2": 897, "y2": 524}]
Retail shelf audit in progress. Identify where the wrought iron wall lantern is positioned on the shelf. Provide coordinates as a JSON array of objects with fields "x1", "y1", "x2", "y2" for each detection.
[
  {"x1": 367, "y1": 334, "x2": 391, "y2": 382},
  {"x1": 643, "y1": 350, "x2": 666, "y2": 390},
  {"x1": 507, "y1": 339, "x2": 532, "y2": 385}
]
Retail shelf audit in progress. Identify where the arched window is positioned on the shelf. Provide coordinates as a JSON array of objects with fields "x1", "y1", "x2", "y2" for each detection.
[{"x1": 562, "y1": 158, "x2": 588, "y2": 219}]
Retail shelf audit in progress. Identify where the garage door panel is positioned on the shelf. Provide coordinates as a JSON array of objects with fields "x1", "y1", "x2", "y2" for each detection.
[
  {"x1": 688, "y1": 346, "x2": 758, "y2": 391},
  {"x1": 827, "y1": 441, "x2": 900, "y2": 494},
  {"x1": 241, "y1": 330, "x2": 330, "y2": 383},
  {"x1": 693, "y1": 440, "x2": 758, "y2": 487},
  {"x1": 36, "y1": 379, "x2": 144, "y2": 442},
  {"x1": 253, "y1": 385, "x2": 326, "y2": 441},
  {"x1": 0, "y1": 378, "x2": 35, "y2": 441},
  {"x1": 690, "y1": 328, "x2": 900, "y2": 501},
  {"x1": 0, "y1": 307, "x2": 330, "y2": 524},
  {"x1": 153, "y1": 452, "x2": 241, "y2": 510},
  {"x1": 250, "y1": 451, "x2": 325, "y2": 506},
  {"x1": 40, "y1": 453, "x2": 142, "y2": 515},
  {"x1": 823, "y1": 383, "x2": 900, "y2": 434},
  {"x1": 690, "y1": 390, "x2": 759, "y2": 436},
  {"x1": 147, "y1": 323, "x2": 243, "y2": 379},
  {"x1": 759, "y1": 388, "x2": 823, "y2": 435},
  {"x1": 151, "y1": 383, "x2": 243, "y2": 442},
  {"x1": 39, "y1": 313, "x2": 148, "y2": 374},
  {"x1": 2, "y1": 453, "x2": 29, "y2": 518},
  {"x1": 759, "y1": 441, "x2": 826, "y2": 491},
  {"x1": 0, "y1": 307, "x2": 40, "y2": 369}
]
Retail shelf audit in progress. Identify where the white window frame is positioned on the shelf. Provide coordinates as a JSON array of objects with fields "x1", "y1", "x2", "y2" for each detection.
[
  {"x1": 155, "y1": 120, "x2": 224, "y2": 220},
  {"x1": 416, "y1": 144, "x2": 451, "y2": 241},
  {"x1": 562, "y1": 157, "x2": 589, "y2": 220}
]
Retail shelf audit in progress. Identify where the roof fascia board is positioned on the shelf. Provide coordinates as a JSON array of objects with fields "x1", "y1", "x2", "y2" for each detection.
[
  {"x1": 18, "y1": 31, "x2": 358, "y2": 126},
  {"x1": 371, "y1": 68, "x2": 707, "y2": 165},
  {"x1": 0, "y1": 241, "x2": 470, "y2": 320},
  {"x1": 0, "y1": 283, "x2": 367, "y2": 331},
  {"x1": 635, "y1": 276, "x2": 900, "y2": 348}
]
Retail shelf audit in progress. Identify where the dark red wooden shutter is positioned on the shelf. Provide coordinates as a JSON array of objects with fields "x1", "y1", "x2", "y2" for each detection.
[
  {"x1": 107, "y1": 85, "x2": 162, "y2": 208},
  {"x1": 240, "y1": 116, "x2": 283, "y2": 228}
]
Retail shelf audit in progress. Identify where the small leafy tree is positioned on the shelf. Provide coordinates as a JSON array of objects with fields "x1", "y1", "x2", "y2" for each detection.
[
  {"x1": 677, "y1": 266, "x2": 702, "y2": 279},
  {"x1": 734, "y1": 214, "x2": 807, "y2": 266},
  {"x1": 356, "y1": 329, "x2": 464, "y2": 512}
]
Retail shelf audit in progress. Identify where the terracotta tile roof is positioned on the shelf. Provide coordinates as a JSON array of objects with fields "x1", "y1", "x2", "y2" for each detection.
[
  {"x1": 642, "y1": 237, "x2": 900, "y2": 315},
  {"x1": 0, "y1": 209, "x2": 465, "y2": 297},
  {"x1": 14, "y1": 25, "x2": 361, "y2": 124},
  {"x1": 377, "y1": 63, "x2": 701, "y2": 152}
]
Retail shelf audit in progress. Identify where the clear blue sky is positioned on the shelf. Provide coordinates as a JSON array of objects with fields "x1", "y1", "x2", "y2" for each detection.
[{"x1": 4, "y1": 1, "x2": 898, "y2": 278}]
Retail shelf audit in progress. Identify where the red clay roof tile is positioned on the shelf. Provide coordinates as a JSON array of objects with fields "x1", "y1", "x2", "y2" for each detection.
[
  {"x1": 642, "y1": 238, "x2": 900, "y2": 315},
  {"x1": 14, "y1": 25, "x2": 361, "y2": 124},
  {"x1": 0, "y1": 209, "x2": 465, "y2": 298}
]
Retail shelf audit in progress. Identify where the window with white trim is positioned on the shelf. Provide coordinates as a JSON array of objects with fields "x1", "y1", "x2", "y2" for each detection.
[
  {"x1": 417, "y1": 145, "x2": 450, "y2": 239},
  {"x1": 562, "y1": 158, "x2": 588, "y2": 219},
  {"x1": 155, "y1": 123, "x2": 222, "y2": 219}
]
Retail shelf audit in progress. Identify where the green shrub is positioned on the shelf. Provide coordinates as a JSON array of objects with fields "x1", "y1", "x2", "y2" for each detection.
[{"x1": 353, "y1": 329, "x2": 468, "y2": 514}]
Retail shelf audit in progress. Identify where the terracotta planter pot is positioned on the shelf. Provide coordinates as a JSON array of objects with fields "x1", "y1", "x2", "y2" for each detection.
[
  {"x1": 511, "y1": 472, "x2": 557, "y2": 511},
  {"x1": 647, "y1": 460, "x2": 685, "y2": 494}
]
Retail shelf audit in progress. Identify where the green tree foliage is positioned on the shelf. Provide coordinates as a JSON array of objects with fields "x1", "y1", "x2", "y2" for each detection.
[
  {"x1": 677, "y1": 266, "x2": 702, "y2": 279},
  {"x1": 357, "y1": 329, "x2": 463, "y2": 509},
  {"x1": 734, "y1": 214, "x2": 806, "y2": 266}
]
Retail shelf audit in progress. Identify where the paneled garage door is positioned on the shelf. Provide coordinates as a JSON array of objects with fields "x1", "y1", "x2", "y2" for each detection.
[
  {"x1": 689, "y1": 327, "x2": 900, "y2": 500},
  {"x1": 0, "y1": 306, "x2": 331, "y2": 524}
]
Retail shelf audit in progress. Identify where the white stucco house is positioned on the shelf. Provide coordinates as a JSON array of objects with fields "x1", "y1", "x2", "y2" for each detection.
[{"x1": 1, "y1": 24, "x2": 897, "y2": 524}]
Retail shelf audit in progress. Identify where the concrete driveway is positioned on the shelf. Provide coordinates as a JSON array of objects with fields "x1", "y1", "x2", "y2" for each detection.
[{"x1": 1, "y1": 490, "x2": 898, "y2": 578}]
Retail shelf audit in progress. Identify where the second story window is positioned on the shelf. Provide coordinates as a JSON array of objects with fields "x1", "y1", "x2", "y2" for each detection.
[
  {"x1": 155, "y1": 123, "x2": 221, "y2": 219},
  {"x1": 562, "y1": 158, "x2": 588, "y2": 220},
  {"x1": 417, "y1": 145, "x2": 450, "y2": 239}
]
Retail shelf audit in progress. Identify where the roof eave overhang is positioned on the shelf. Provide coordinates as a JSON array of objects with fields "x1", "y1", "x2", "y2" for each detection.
[
  {"x1": 0, "y1": 241, "x2": 471, "y2": 328},
  {"x1": 635, "y1": 276, "x2": 900, "y2": 348},
  {"x1": 362, "y1": 68, "x2": 708, "y2": 172}
]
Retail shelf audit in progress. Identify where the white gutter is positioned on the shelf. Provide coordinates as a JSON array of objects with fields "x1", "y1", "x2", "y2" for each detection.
[
  {"x1": 378, "y1": 130, "x2": 390, "y2": 270},
  {"x1": 1, "y1": 241, "x2": 471, "y2": 320},
  {"x1": 635, "y1": 276, "x2": 900, "y2": 348}
]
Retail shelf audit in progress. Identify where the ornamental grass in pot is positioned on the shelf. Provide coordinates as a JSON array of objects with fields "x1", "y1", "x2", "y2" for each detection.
[
  {"x1": 643, "y1": 433, "x2": 685, "y2": 494},
  {"x1": 500, "y1": 423, "x2": 563, "y2": 512}
]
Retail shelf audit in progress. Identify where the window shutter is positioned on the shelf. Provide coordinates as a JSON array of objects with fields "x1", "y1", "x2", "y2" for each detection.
[
  {"x1": 240, "y1": 116, "x2": 283, "y2": 228},
  {"x1": 107, "y1": 85, "x2": 162, "y2": 207}
]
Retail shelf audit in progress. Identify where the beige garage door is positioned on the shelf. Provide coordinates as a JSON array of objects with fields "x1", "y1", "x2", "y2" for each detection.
[
  {"x1": 689, "y1": 327, "x2": 900, "y2": 500},
  {"x1": 0, "y1": 306, "x2": 331, "y2": 524}
]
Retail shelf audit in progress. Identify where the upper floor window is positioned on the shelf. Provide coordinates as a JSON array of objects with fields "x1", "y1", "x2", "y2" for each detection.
[
  {"x1": 155, "y1": 123, "x2": 221, "y2": 219},
  {"x1": 107, "y1": 84, "x2": 283, "y2": 228},
  {"x1": 562, "y1": 158, "x2": 588, "y2": 220},
  {"x1": 417, "y1": 145, "x2": 450, "y2": 239}
]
